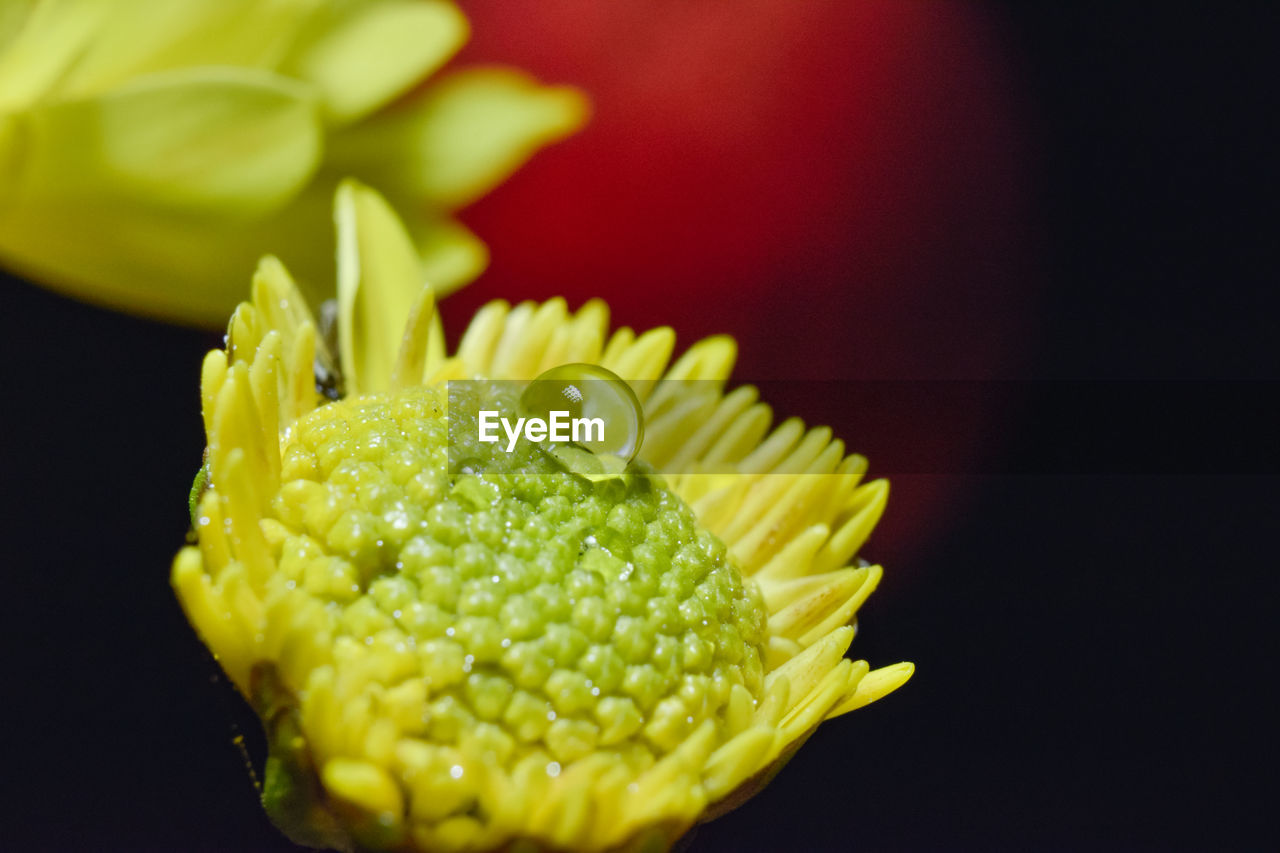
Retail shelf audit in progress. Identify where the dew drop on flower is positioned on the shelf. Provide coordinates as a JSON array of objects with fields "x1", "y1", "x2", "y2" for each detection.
[{"x1": 520, "y1": 364, "x2": 644, "y2": 476}]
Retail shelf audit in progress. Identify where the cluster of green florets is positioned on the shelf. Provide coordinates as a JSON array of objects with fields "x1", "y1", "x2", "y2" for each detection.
[{"x1": 269, "y1": 382, "x2": 768, "y2": 768}]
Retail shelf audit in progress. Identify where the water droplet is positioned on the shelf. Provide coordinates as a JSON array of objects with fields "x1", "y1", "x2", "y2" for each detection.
[
  {"x1": 520, "y1": 363, "x2": 644, "y2": 476},
  {"x1": 546, "y1": 761, "x2": 561, "y2": 778},
  {"x1": 450, "y1": 765, "x2": 464, "y2": 779}
]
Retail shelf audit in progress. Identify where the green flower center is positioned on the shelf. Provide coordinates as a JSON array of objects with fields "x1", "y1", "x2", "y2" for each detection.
[{"x1": 272, "y1": 382, "x2": 767, "y2": 768}]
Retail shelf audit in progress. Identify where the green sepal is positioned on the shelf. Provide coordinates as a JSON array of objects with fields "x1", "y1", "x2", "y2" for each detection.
[
  {"x1": 251, "y1": 662, "x2": 355, "y2": 853},
  {"x1": 187, "y1": 456, "x2": 209, "y2": 528}
]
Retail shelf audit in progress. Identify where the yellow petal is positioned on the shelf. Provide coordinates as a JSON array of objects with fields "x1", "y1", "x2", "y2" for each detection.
[
  {"x1": 0, "y1": 69, "x2": 324, "y2": 322},
  {"x1": 0, "y1": 174, "x2": 483, "y2": 328},
  {"x1": 328, "y1": 66, "x2": 589, "y2": 208},
  {"x1": 0, "y1": 1, "x2": 329, "y2": 109},
  {"x1": 826, "y1": 662, "x2": 916, "y2": 718},
  {"x1": 285, "y1": 0, "x2": 468, "y2": 124},
  {"x1": 322, "y1": 757, "x2": 405, "y2": 825},
  {"x1": 0, "y1": 0, "x2": 106, "y2": 112},
  {"x1": 411, "y1": 213, "x2": 489, "y2": 299},
  {"x1": 3, "y1": 66, "x2": 321, "y2": 215},
  {"x1": 335, "y1": 179, "x2": 425, "y2": 394},
  {"x1": 0, "y1": 1, "x2": 34, "y2": 53},
  {"x1": 34, "y1": 0, "x2": 322, "y2": 103},
  {"x1": 389, "y1": 282, "x2": 437, "y2": 390},
  {"x1": 0, "y1": 191, "x2": 271, "y2": 325},
  {"x1": 254, "y1": 178, "x2": 487, "y2": 312}
]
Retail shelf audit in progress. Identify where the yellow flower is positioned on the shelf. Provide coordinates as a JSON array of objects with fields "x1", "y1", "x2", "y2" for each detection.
[
  {"x1": 0, "y1": 0, "x2": 585, "y2": 325},
  {"x1": 173, "y1": 180, "x2": 913, "y2": 852}
]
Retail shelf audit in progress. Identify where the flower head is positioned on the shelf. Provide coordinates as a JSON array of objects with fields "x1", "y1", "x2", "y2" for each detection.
[
  {"x1": 0, "y1": 0, "x2": 585, "y2": 324},
  {"x1": 173, "y1": 181, "x2": 912, "y2": 851}
]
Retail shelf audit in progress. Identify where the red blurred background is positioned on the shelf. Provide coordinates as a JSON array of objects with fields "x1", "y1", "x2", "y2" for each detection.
[{"x1": 445, "y1": 0, "x2": 1036, "y2": 565}]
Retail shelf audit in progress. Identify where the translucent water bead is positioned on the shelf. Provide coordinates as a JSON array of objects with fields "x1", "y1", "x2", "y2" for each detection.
[{"x1": 520, "y1": 364, "x2": 645, "y2": 479}]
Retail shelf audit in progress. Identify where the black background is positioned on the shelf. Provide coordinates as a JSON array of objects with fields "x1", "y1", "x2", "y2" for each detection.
[{"x1": 1, "y1": 3, "x2": 1275, "y2": 850}]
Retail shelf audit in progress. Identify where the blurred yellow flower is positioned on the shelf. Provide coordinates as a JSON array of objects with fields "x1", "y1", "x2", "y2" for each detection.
[
  {"x1": 173, "y1": 180, "x2": 912, "y2": 852},
  {"x1": 0, "y1": 0, "x2": 585, "y2": 324}
]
